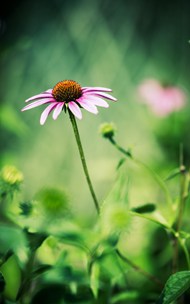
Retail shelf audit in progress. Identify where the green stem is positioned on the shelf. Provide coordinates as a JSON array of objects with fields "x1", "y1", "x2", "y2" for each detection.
[
  {"x1": 172, "y1": 158, "x2": 188, "y2": 272},
  {"x1": 69, "y1": 111, "x2": 100, "y2": 215},
  {"x1": 109, "y1": 137, "x2": 132, "y2": 158},
  {"x1": 68, "y1": 122, "x2": 164, "y2": 285},
  {"x1": 180, "y1": 239, "x2": 190, "y2": 270},
  {"x1": 115, "y1": 249, "x2": 163, "y2": 288},
  {"x1": 16, "y1": 251, "x2": 36, "y2": 302},
  {"x1": 108, "y1": 137, "x2": 173, "y2": 207}
]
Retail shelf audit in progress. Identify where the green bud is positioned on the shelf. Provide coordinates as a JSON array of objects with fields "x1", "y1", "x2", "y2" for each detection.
[
  {"x1": 99, "y1": 122, "x2": 116, "y2": 139},
  {"x1": 1, "y1": 165, "x2": 23, "y2": 185},
  {"x1": 35, "y1": 187, "x2": 69, "y2": 217}
]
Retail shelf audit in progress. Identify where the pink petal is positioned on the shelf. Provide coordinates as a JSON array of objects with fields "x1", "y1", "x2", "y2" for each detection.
[
  {"x1": 78, "y1": 98, "x2": 98, "y2": 114},
  {"x1": 21, "y1": 98, "x2": 54, "y2": 111},
  {"x1": 40, "y1": 103, "x2": 57, "y2": 125},
  {"x1": 45, "y1": 89, "x2": 53, "y2": 93},
  {"x1": 25, "y1": 92, "x2": 53, "y2": 102},
  {"x1": 68, "y1": 102, "x2": 82, "y2": 120},
  {"x1": 82, "y1": 86, "x2": 112, "y2": 92},
  {"x1": 52, "y1": 102, "x2": 64, "y2": 120},
  {"x1": 85, "y1": 91, "x2": 117, "y2": 101},
  {"x1": 82, "y1": 95, "x2": 109, "y2": 108}
]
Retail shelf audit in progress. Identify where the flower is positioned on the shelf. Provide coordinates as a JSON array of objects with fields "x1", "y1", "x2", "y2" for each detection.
[
  {"x1": 138, "y1": 79, "x2": 186, "y2": 117},
  {"x1": 22, "y1": 80, "x2": 117, "y2": 125}
]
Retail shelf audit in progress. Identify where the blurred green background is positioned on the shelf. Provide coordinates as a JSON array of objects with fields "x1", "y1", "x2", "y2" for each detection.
[{"x1": 1, "y1": 0, "x2": 190, "y2": 215}]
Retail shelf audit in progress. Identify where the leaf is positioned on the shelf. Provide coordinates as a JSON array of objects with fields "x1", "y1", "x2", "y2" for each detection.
[
  {"x1": 0, "y1": 250, "x2": 13, "y2": 267},
  {"x1": 0, "y1": 272, "x2": 5, "y2": 293},
  {"x1": 129, "y1": 210, "x2": 170, "y2": 229},
  {"x1": 131, "y1": 203, "x2": 156, "y2": 214},
  {"x1": 104, "y1": 161, "x2": 129, "y2": 206},
  {"x1": 24, "y1": 230, "x2": 47, "y2": 251},
  {"x1": 164, "y1": 168, "x2": 181, "y2": 181},
  {"x1": 0, "y1": 224, "x2": 28, "y2": 264},
  {"x1": 1, "y1": 255, "x2": 21, "y2": 300},
  {"x1": 116, "y1": 158, "x2": 126, "y2": 170},
  {"x1": 90, "y1": 262, "x2": 100, "y2": 298},
  {"x1": 57, "y1": 231, "x2": 90, "y2": 253},
  {"x1": 157, "y1": 271, "x2": 190, "y2": 304},
  {"x1": 111, "y1": 290, "x2": 139, "y2": 303}
]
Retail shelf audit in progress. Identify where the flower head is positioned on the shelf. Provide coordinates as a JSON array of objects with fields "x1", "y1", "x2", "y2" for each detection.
[
  {"x1": 138, "y1": 79, "x2": 186, "y2": 117},
  {"x1": 22, "y1": 80, "x2": 117, "y2": 125}
]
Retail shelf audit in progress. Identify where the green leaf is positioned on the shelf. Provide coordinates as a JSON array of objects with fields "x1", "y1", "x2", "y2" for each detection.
[
  {"x1": 90, "y1": 262, "x2": 100, "y2": 298},
  {"x1": 116, "y1": 158, "x2": 126, "y2": 170},
  {"x1": 164, "y1": 168, "x2": 181, "y2": 181},
  {"x1": 104, "y1": 161, "x2": 129, "y2": 206},
  {"x1": 0, "y1": 255, "x2": 21, "y2": 300},
  {"x1": 24, "y1": 230, "x2": 47, "y2": 251},
  {"x1": 0, "y1": 250, "x2": 13, "y2": 267},
  {"x1": 111, "y1": 290, "x2": 139, "y2": 303},
  {"x1": 0, "y1": 224, "x2": 28, "y2": 264},
  {"x1": 57, "y1": 231, "x2": 90, "y2": 253},
  {"x1": 0, "y1": 272, "x2": 5, "y2": 293},
  {"x1": 131, "y1": 203, "x2": 156, "y2": 214},
  {"x1": 157, "y1": 271, "x2": 190, "y2": 304},
  {"x1": 129, "y1": 210, "x2": 170, "y2": 229}
]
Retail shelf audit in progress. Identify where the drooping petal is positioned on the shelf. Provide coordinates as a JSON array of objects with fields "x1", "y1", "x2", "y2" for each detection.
[
  {"x1": 68, "y1": 102, "x2": 82, "y2": 119},
  {"x1": 21, "y1": 98, "x2": 54, "y2": 111},
  {"x1": 25, "y1": 92, "x2": 53, "y2": 102},
  {"x1": 40, "y1": 102, "x2": 57, "y2": 125},
  {"x1": 52, "y1": 102, "x2": 64, "y2": 120},
  {"x1": 85, "y1": 91, "x2": 117, "y2": 101},
  {"x1": 78, "y1": 98, "x2": 98, "y2": 114},
  {"x1": 82, "y1": 95, "x2": 109, "y2": 108},
  {"x1": 45, "y1": 89, "x2": 53, "y2": 93},
  {"x1": 82, "y1": 87, "x2": 112, "y2": 92}
]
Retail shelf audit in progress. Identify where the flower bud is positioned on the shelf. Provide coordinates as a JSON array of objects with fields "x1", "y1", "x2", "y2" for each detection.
[
  {"x1": 99, "y1": 122, "x2": 116, "y2": 139},
  {"x1": 35, "y1": 187, "x2": 69, "y2": 217},
  {"x1": 1, "y1": 165, "x2": 23, "y2": 185}
]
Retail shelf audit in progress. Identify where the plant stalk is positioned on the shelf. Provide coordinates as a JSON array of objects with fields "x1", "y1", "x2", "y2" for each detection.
[
  {"x1": 108, "y1": 137, "x2": 173, "y2": 207},
  {"x1": 69, "y1": 111, "x2": 100, "y2": 215},
  {"x1": 115, "y1": 249, "x2": 163, "y2": 288}
]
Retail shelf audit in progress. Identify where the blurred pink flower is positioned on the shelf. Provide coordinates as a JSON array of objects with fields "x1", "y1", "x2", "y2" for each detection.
[
  {"x1": 22, "y1": 80, "x2": 117, "y2": 125},
  {"x1": 138, "y1": 79, "x2": 186, "y2": 117}
]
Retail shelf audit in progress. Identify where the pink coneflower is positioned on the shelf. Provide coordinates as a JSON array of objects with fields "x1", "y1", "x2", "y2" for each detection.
[
  {"x1": 22, "y1": 80, "x2": 117, "y2": 125},
  {"x1": 138, "y1": 79, "x2": 186, "y2": 117}
]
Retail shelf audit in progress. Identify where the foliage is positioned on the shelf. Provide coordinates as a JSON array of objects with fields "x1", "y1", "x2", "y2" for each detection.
[{"x1": 0, "y1": 122, "x2": 190, "y2": 303}]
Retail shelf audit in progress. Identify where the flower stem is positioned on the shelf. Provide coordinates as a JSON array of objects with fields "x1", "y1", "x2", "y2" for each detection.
[
  {"x1": 109, "y1": 137, "x2": 132, "y2": 158},
  {"x1": 172, "y1": 145, "x2": 189, "y2": 272},
  {"x1": 108, "y1": 137, "x2": 173, "y2": 207},
  {"x1": 69, "y1": 111, "x2": 100, "y2": 215},
  {"x1": 115, "y1": 249, "x2": 163, "y2": 288}
]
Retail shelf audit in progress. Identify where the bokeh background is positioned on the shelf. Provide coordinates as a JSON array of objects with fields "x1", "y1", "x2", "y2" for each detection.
[{"x1": 1, "y1": 0, "x2": 190, "y2": 216}]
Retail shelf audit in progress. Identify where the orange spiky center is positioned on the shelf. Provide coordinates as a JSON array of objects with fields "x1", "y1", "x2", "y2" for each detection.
[{"x1": 52, "y1": 80, "x2": 82, "y2": 102}]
